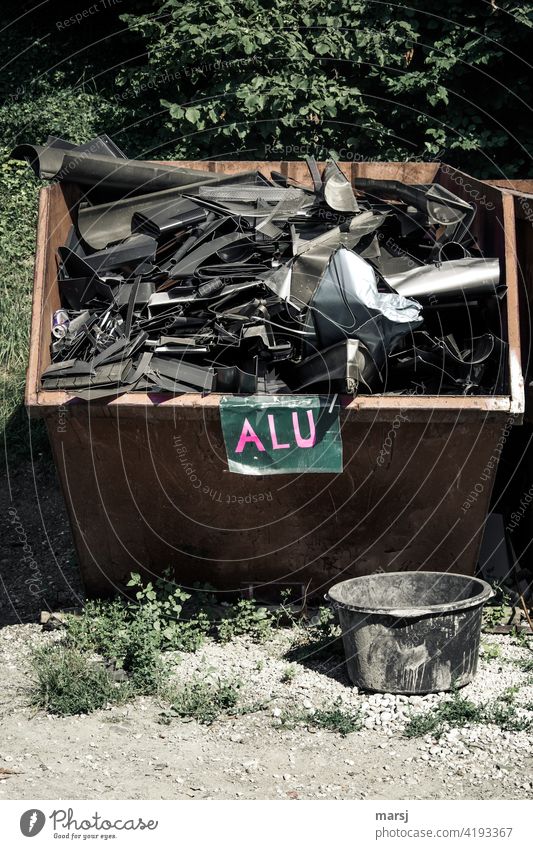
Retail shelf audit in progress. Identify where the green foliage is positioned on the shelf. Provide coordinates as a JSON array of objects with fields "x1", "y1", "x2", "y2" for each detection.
[
  {"x1": 280, "y1": 664, "x2": 297, "y2": 683},
  {"x1": 279, "y1": 698, "x2": 361, "y2": 736},
  {"x1": 404, "y1": 687, "x2": 533, "y2": 738},
  {"x1": 511, "y1": 626, "x2": 530, "y2": 648},
  {"x1": 434, "y1": 693, "x2": 484, "y2": 726},
  {"x1": 285, "y1": 605, "x2": 344, "y2": 663},
  {"x1": 119, "y1": 0, "x2": 533, "y2": 175},
  {"x1": 403, "y1": 709, "x2": 443, "y2": 739},
  {"x1": 309, "y1": 701, "x2": 362, "y2": 736},
  {"x1": 66, "y1": 571, "x2": 209, "y2": 669},
  {"x1": 5, "y1": 2, "x2": 527, "y2": 176},
  {"x1": 404, "y1": 693, "x2": 485, "y2": 738},
  {"x1": 56, "y1": 573, "x2": 287, "y2": 713},
  {"x1": 216, "y1": 599, "x2": 274, "y2": 643},
  {"x1": 500, "y1": 685, "x2": 519, "y2": 704},
  {"x1": 65, "y1": 601, "x2": 164, "y2": 695},
  {"x1": 30, "y1": 645, "x2": 121, "y2": 715},
  {"x1": 482, "y1": 584, "x2": 512, "y2": 631},
  {"x1": 481, "y1": 642, "x2": 502, "y2": 660},
  {"x1": 0, "y1": 155, "x2": 43, "y2": 465},
  {"x1": 312, "y1": 605, "x2": 338, "y2": 638},
  {"x1": 490, "y1": 702, "x2": 533, "y2": 733},
  {"x1": 515, "y1": 655, "x2": 533, "y2": 673},
  {"x1": 0, "y1": 13, "x2": 134, "y2": 463},
  {"x1": 31, "y1": 572, "x2": 292, "y2": 715},
  {"x1": 127, "y1": 570, "x2": 210, "y2": 652},
  {"x1": 164, "y1": 676, "x2": 242, "y2": 725}
]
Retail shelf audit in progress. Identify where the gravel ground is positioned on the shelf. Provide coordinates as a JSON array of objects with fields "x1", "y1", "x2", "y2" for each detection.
[
  {"x1": 0, "y1": 623, "x2": 531, "y2": 800},
  {"x1": 1, "y1": 463, "x2": 532, "y2": 799}
]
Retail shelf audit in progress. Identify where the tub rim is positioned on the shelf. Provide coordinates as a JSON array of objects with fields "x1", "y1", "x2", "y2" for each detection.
[{"x1": 327, "y1": 570, "x2": 494, "y2": 618}]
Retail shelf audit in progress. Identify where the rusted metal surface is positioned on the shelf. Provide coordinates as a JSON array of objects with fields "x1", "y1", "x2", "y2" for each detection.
[
  {"x1": 27, "y1": 161, "x2": 524, "y2": 595},
  {"x1": 484, "y1": 178, "x2": 533, "y2": 419},
  {"x1": 47, "y1": 407, "x2": 505, "y2": 596}
]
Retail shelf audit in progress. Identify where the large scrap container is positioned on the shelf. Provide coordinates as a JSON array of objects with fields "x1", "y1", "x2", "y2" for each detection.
[{"x1": 26, "y1": 161, "x2": 524, "y2": 596}]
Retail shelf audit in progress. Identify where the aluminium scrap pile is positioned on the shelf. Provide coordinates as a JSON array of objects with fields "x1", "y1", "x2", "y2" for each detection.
[{"x1": 15, "y1": 136, "x2": 507, "y2": 399}]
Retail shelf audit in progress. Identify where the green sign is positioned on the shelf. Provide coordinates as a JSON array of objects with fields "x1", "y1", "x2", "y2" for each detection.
[{"x1": 220, "y1": 395, "x2": 343, "y2": 475}]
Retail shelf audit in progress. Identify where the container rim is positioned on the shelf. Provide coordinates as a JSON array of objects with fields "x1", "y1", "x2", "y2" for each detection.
[{"x1": 326, "y1": 570, "x2": 495, "y2": 617}]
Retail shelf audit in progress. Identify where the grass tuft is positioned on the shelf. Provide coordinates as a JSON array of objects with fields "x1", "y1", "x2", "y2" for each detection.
[
  {"x1": 163, "y1": 677, "x2": 242, "y2": 725},
  {"x1": 404, "y1": 688, "x2": 533, "y2": 738},
  {"x1": 279, "y1": 698, "x2": 361, "y2": 737},
  {"x1": 30, "y1": 645, "x2": 121, "y2": 716}
]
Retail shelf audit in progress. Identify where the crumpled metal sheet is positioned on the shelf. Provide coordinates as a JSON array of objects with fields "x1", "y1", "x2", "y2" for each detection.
[
  {"x1": 309, "y1": 248, "x2": 423, "y2": 363},
  {"x1": 323, "y1": 160, "x2": 359, "y2": 213},
  {"x1": 12, "y1": 137, "x2": 506, "y2": 400},
  {"x1": 290, "y1": 210, "x2": 388, "y2": 306}
]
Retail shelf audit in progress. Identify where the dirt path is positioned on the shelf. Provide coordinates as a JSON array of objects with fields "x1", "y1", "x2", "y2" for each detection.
[
  {"x1": 1, "y1": 460, "x2": 81, "y2": 625},
  {"x1": 3, "y1": 707, "x2": 522, "y2": 801},
  {"x1": 0, "y1": 624, "x2": 531, "y2": 801}
]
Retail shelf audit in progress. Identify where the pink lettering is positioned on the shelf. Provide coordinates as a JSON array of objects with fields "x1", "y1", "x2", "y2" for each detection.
[
  {"x1": 235, "y1": 418, "x2": 266, "y2": 454},
  {"x1": 267, "y1": 414, "x2": 290, "y2": 450},
  {"x1": 292, "y1": 410, "x2": 316, "y2": 448}
]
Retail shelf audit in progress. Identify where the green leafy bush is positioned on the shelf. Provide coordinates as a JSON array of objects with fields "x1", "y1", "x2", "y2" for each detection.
[
  {"x1": 127, "y1": 571, "x2": 210, "y2": 652},
  {"x1": 56, "y1": 572, "x2": 281, "y2": 712},
  {"x1": 216, "y1": 599, "x2": 274, "y2": 643},
  {"x1": 65, "y1": 571, "x2": 210, "y2": 682},
  {"x1": 120, "y1": 0, "x2": 533, "y2": 175}
]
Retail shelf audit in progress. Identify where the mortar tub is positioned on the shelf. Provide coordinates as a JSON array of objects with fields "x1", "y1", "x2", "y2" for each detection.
[{"x1": 327, "y1": 571, "x2": 494, "y2": 693}]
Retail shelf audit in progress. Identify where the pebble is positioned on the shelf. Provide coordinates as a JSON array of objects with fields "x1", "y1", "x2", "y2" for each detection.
[{"x1": 0, "y1": 622, "x2": 531, "y2": 800}]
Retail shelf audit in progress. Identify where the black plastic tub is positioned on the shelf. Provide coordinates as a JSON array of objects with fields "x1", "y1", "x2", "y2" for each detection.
[{"x1": 327, "y1": 571, "x2": 494, "y2": 694}]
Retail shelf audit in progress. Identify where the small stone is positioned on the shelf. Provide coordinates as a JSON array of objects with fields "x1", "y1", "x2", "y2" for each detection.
[{"x1": 272, "y1": 708, "x2": 282, "y2": 718}]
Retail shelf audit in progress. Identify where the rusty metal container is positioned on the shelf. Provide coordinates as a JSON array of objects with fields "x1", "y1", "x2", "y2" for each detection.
[{"x1": 25, "y1": 162, "x2": 524, "y2": 597}]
